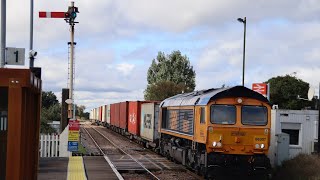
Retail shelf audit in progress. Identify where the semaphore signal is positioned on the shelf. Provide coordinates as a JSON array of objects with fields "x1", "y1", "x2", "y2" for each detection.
[{"x1": 39, "y1": 2, "x2": 79, "y2": 120}]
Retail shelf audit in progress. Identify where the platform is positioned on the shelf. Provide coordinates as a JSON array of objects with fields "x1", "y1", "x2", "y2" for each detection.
[
  {"x1": 38, "y1": 156, "x2": 122, "y2": 180},
  {"x1": 38, "y1": 157, "x2": 69, "y2": 180}
]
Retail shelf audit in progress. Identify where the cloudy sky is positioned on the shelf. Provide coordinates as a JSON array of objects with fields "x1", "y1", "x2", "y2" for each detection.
[{"x1": 2, "y1": 0, "x2": 320, "y2": 111}]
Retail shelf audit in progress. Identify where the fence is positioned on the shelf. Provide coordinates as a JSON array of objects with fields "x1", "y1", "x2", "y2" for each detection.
[{"x1": 39, "y1": 134, "x2": 59, "y2": 157}]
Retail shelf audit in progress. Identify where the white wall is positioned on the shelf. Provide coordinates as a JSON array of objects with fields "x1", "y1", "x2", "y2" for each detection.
[
  {"x1": 269, "y1": 109, "x2": 318, "y2": 166},
  {"x1": 59, "y1": 125, "x2": 71, "y2": 157}
]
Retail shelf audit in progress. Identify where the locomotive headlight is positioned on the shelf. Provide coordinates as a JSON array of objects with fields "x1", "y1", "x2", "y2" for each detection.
[
  {"x1": 213, "y1": 141, "x2": 217, "y2": 147},
  {"x1": 260, "y1": 144, "x2": 265, "y2": 149},
  {"x1": 255, "y1": 144, "x2": 260, "y2": 149}
]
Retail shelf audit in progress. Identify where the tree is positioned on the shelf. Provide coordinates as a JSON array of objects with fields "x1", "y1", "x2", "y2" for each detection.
[
  {"x1": 40, "y1": 91, "x2": 60, "y2": 133},
  {"x1": 144, "y1": 51, "x2": 196, "y2": 100},
  {"x1": 75, "y1": 105, "x2": 86, "y2": 119},
  {"x1": 42, "y1": 91, "x2": 58, "y2": 109},
  {"x1": 266, "y1": 74, "x2": 314, "y2": 110},
  {"x1": 145, "y1": 81, "x2": 186, "y2": 101}
]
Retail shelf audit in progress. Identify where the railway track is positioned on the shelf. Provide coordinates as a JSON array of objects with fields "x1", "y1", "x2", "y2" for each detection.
[{"x1": 82, "y1": 125, "x2": 161, "y2": 180}]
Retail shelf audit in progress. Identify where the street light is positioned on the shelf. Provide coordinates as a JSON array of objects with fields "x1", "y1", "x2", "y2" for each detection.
[{"x1": 237, "y1": 17, "x2": 246, "y2": 86}]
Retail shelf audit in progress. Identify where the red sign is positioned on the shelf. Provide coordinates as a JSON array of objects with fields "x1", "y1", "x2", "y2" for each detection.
[
  {"x1": 69, "y1": 120, "x2": 80, "y2": 131},
  {"x1": 252, "y1": 83, "x2": 268, "y2": 96}
]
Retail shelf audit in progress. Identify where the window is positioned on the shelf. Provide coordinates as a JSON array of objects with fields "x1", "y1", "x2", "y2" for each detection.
[
  {"x1": 281, "y1": 123, "x2": 301, "y2": 146},
  {"x1": 241, "y1": 106, "x2": 268, "y2": 125},
  {"x1": 200, "y1": 107, "x2": 205, "y2": 124},
  {"x1": 282, "y1": 129, "x2": 299, "y2": 145},
  {"x1": 210, "y1": 105, "x2": 236, "y2": 124}
]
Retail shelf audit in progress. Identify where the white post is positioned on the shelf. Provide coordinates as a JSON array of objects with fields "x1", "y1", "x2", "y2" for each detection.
[
  {"x1": 50, "y1": 134, "x2": 54, "y2": 157},
  {"x1": 40, "y1": 135, "x2": 43, "y2": 157}
]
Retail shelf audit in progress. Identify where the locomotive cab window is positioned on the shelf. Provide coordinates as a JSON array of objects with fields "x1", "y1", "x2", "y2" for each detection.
[
  {"x1": 241, "y1": 106, "x2": 267, "y2": 126},
  {"x1": 210, "y1": 105, "x2": 236, "y2": 124}
]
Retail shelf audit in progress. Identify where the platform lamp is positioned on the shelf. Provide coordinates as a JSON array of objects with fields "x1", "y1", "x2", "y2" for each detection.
[{"x1": 237, "y1": 17, "x2": 246, "y2": 86}]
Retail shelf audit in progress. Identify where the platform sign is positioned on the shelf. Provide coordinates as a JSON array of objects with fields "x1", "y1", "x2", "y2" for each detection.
[
  {"x1": 68, "y1": 119, "x2": 80, "y2": 152},
  {"x1": 68, "y1": 141, "x2": 78, "y2": 151},
  {"x1": 69, "y1": 120, "x2": 80, "y2": 131},
  {"x1": 252, "y1": 83, "x2": 268, "y2": 97},
  {"x1": 68, "y1": 130, "x2": 79, "y2": 141},
  {"x1": 5, "y1": 47, "x2": 25, "y2": 65}
]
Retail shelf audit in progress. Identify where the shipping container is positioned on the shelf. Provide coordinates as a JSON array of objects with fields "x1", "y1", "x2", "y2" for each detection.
[
  {"x1": 111, "y1": 103, "x2": 120, "y2": 127},
  {"x1": 102, "y1": 105, "x2": 106, "y2": 122},
  {"x1": 128, "y1": 101, "x2": 142, "y2": 135},
  {"x1": 119, "y1": 101, "x2": 129, "y2": 130},
  {"x1": 106, "y1": 104, "x2": 111, "y2": 124},
  {"x1": 140, "y1": 102, "x2": 160, "y2": 142},
  {"x1": 99, "y1": 106, "x2": 103, "y2": 121},
  {"x1": 95, "y1": 107, "x2": 99, "y2": 121}
]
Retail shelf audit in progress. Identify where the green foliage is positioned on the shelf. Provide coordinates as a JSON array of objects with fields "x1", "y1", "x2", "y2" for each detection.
[
  {"x1": 144, "y1": 81, "x2": 186, "y2": 101},
  {"x1": 83, "y1": 112, "x2": 90, "y2": 120},
  {"x1": 266, "y1": 74, "x2": 314, "y2": 110},
  {"x1": 40, "y1": 91, "x2": 60, "y2": 134},
  {"x1": 42, "y1": 91, "x2": 58, "y2": 109},
  {"x1": 145, "y1": 51, "x2": 196, "y2": 100},
  {"x1": 75, "y1": 105, "x2": 87, "y2": 119},
  {"x1": 77, "y1": 143, "x2": 87, "y2": 154}
]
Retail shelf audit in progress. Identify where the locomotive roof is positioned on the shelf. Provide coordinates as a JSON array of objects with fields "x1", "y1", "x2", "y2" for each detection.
[{"x1": 160, "y1": 86, "x2": 270, "y2": 107}]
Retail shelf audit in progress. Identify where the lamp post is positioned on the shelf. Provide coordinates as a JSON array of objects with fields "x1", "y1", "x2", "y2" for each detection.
[{"x1": 237, "y1": 17, "x2": 246, "y2": 86}]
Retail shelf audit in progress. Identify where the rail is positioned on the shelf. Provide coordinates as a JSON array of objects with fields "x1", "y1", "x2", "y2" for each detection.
[{"x1": 82, "y1": 126, "x2": 160, "y2": 180}]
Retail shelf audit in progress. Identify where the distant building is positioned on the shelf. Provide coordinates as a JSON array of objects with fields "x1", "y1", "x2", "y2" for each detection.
[{"x1": 48, "y1": 121, "x2": 60, "y2": 133}]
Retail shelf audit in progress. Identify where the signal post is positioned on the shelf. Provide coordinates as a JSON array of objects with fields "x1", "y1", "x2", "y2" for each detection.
[{"x1": 39, "y1": 2, "x2": 79, "y2": 121}]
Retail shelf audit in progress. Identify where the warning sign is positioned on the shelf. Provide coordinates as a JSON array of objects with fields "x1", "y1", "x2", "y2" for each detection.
[
  {"x1": 69, "y1": 120, "x2": 80, "y2": 131},
  {"x1": 68, "y1": 130, "x2": 79, "y2": 141}
]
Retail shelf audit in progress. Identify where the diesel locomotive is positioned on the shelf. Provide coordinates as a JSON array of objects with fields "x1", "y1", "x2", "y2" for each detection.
[
  {"x1": 90, "y1": 85, "x2": 271, "y2": 178},
  {"x1": 158, "y1": 86, "x2": 271, "y2": 177}
]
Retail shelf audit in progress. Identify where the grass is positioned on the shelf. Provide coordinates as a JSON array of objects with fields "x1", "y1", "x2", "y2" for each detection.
[
  {"x1": 272, "y1": 154, "x2": 320, "y2": 180},
  {"x1": 77, "y1": 143, "x2": 87, "y2": 154}
]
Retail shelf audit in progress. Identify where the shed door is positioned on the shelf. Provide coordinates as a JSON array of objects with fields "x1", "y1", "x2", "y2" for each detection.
[
  {"x1": 0, "y1": 87, "x2": 8, "y2": 180},
  {"x1": 194, "y1": 106, "x2": 207, "y2": 143}
]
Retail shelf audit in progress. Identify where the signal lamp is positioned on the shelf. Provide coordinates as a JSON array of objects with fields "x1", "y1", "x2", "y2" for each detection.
[
  {"x1": 71, "y1": 12, "x2": 77, "y2": 18},
  {"x1": 64, "y1": 12, "x2": 70, "y2": 18}
]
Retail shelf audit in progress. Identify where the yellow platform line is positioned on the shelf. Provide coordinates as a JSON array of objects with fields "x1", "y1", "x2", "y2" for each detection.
[{"x1": 67, "y1": 156, "x2": 87, "y2": 180}]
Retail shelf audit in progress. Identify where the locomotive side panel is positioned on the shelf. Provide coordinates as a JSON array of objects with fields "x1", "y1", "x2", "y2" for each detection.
[{"x1": 161, "y1": 107, "x2": 194, "y2": 135}]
